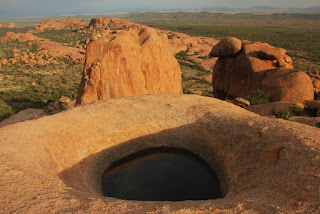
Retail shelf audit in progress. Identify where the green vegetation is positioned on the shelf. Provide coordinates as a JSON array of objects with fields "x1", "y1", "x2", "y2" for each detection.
[
  {"x1": 0, "y1": 27, "x2": 32, "y2": 37},
  {"x1": 176, "y1": 51, "x2": 211, "y2": 74},
  {"x1": 0, "y1": 61, "x2": 83, "y2": 121},
  {"x1": 1, "y1": 12, "x2": 319, "y2": 121},
  {"x1": 291, "y1": 105, "x2": 303, "y2": 112},
  {"x1": 36, "y1": 29, "x2": 92, "y2": 46},
  {"x1": 275, "y1": 109, "x2": 292, "y2": 120},
  {"x1": 177, "y1": 50, "x2": 212, "y2": 96},
  {"x1": 125, "y1": 12, "x2": 320, "y2": 74},
  {"x1": 245, "y1": 90, "x2": 271, "y2": 105},
  {"x1": 0, "y1": 40, "x2": 38, "y2": 59}
]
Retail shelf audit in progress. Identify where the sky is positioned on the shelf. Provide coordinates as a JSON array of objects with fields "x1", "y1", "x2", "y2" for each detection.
[{"x1": 0, "y1": 0, "x2": 319, "y2": 18}]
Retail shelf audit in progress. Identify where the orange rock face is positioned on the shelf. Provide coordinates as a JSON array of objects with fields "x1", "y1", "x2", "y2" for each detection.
[
  {"x1": 261, "y1": 68, "x2": 314, "y2": 102},
  {"x1": 1, "y1": 95, "x2": 320, "y2": 213},
  {"x1": 211, "y1": 40, "x2": 308, "y2": 102},
  {"x1": 1, "y1": 32, "x2": 85, "y2": 63},
  {"x1": 76, "y1": 27, "x2": 182, "y2": 105},
  {"x1": 0, "y1": 23, "x2": 19, "y2": 28},
  {"x1": 33, "y1": 17, "x2": 88, "y2": 33},
  {"x1": 88, "y1": 17, "x2": 141, "y2": 31},
  {"x1": 1, "y1": 32, "x2": 40, "y2": 42},
  {"x1": 166, "y1": 31, "x2": 219, "y2": 55},
  {"x1": 210, "y1": 37, "x2": 242, "y2": 57}
]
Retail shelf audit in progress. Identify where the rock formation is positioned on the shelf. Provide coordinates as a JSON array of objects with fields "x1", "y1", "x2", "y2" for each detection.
[
  {"x1": 0, "y1": 32, "x2": 40, "y2": 42},
  {"x1": 210, "y1": 37, "x2": 242, "y2": 57},
  {"x1": 0, "y1": 32, "x2": 85, "y2": 63},
  {"x1": 166, "y1": 31, "x2": 219, "y2": 56},
  {"x1": 76, "y1": 27, "x2": 182, "y2": 105},
  {"x1": 211, "y1": 38, "x2": 314, "y2": 102},
  {"x1": 33, "y1": 17, "x2": 89, "y2": 33},
  {"x1": 88, "y1": 17, "x2": 141, "y2": 31},
  {"x1": 0, "y1": 23, "x2": 19, "y2": 28},
  {"x1": 1, "y1": 94, "x2": 319, "y2": 213},
  {"x1": 260, "y1": 68, "x2": 314, "y2": 103}
]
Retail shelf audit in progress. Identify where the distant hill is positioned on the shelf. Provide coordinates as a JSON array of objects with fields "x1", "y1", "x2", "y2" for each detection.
[{"x1": 200, "y1": 6, "x2": 320, "y2": 13}]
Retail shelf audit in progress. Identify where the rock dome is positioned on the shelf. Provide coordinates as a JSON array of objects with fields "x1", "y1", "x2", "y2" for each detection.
[{"x1": 1, "y1": 94, "x2": 319, "y2": 213}]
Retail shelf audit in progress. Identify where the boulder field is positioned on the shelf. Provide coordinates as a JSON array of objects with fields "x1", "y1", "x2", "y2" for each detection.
[
  {"x1": 0, "y1": 94, "x2": 319, "y2": 213},
  {"x1": 76, "y1": 27, "x2": 182, "y2": 105}
]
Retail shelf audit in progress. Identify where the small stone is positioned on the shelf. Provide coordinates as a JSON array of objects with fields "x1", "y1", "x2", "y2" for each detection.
[
  {"x1": 59, "y1": 96, "x2": 70, "y2": 104},
  {"x1": 232, "y1": 97, "x2": 250, "y2": 108}
]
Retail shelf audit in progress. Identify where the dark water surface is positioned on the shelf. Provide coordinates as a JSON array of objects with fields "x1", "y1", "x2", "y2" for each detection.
[{"x1": 101, "y1": 152, "x2": 222, "y2": 201}]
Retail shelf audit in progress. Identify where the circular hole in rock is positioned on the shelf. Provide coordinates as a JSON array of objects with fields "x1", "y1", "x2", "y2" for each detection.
[{"x1": 101, "y1": 148, "x2": 223, "y2": 201}]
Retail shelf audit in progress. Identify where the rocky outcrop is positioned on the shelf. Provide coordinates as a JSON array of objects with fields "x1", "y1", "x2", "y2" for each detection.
[
  {"x1": 210, "y1": 37, "x2": 242, "y2": 57},
  {"x1": 0, "y1": 108, "x2": 47, "y2": 128},
  {"x1": 1, "y1": 32, "x2": 85, "y2": 63},
  {"x1": 76, "y1": 27, "x2": 182, "y2": 105},
  {"x1": 305, "y1": 100, "x2": 320, "y2": 116},
  {"x1": 166, "y1": 31, "x2": 219, "y2": 55},
  {"x1": 211, "y1": 38, "x2": 314, "y2": 102},
  {"x1": 33, "y1": 17, "x2": 88, "y2": 33},
  {"x1": 260, "y1": 68, "x2": 314, "y2": 103},
  {"x1": 1, "y1": 94, "x2": 319, "y2": 213},
  {"x1": 88, "y1": 17, "x2": 141, "y2": 31},
  {"x1": 0, "y1": 32, "x2": 41, "y2": 42},
  {"x1": 0, "y1": 23, "x2": 19, "y2": 28}
]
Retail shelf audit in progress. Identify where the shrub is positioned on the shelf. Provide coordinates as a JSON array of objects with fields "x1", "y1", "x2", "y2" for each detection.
[
  {"x1": 183, "y1": 88, "x2": 194, "y2": 94},
  {"x1": 198, "y1": 55, "x2": 209, "y2": 59},
  {"x1": 291, "y1": 105, "x2": 303, "y2": 112},
  {"x1": 245, "y1": 90, "x2": 271, "y2": 105},
  {"x1": 197, "y1": 78, "x2": 210, "y2": 84},
  {"x1": 201, "y1": 90, "x2": 213, "y2": 97},
  {"x1": 275, "y1": 109, "x2": 292, "y2": 120}
]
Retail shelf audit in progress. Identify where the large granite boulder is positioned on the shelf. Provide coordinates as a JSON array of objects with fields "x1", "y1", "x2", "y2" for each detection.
[
  {"x1": 1, "y1": 94, "x2": 319, "y2": 213},
  {"x1": 210, "y1": 37, "x2": 242, "y2": 57},
  {"x1": 210, "y1": 39, "x2": 314, "y2": 103},
  {"x1": 261, "y1": 68, "x2": 314, "y2": 102},
  {"x1": 76, "y1": 27, "x2": 182, "y2": 105}
]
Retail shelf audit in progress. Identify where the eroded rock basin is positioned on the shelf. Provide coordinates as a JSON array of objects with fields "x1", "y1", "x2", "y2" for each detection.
[
  {"x1": 0, "y1": 94, "x2": 319, "y2": 213},
  {"x1": 102, "y1": 150, "x2": 222, "y2": 201}
]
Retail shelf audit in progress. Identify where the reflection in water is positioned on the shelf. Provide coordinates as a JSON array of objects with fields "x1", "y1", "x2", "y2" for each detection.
[{"x1": 102, "y1": 152, "x2": 222, "y2": 201}]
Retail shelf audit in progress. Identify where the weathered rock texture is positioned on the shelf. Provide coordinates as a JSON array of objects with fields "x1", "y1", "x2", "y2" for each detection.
[
  {"x1": 76, "y1": 27, "x2": 182, "y2": 105},
  {"x1": 166, "y1": 31, "x2": 219, "y2": 55},
  {"x1": 260, "y1": 68, "x2": 314, "y2": 103},
  {"x1": 33, "y1": 17, "x2": 89, "y2": 33},
  {"x1": 210, "y1": 37, "x2": 242, "y2": 57},
  {"x1": 88, "y1": 17, "x2": 141, "y2": 31},
  {"x1": 0, "y1": 108, "x2": 47, "y2": 128},
  {"x1": 0, "y1": 32, "x2": 40, "y2": 42},
  {"x1": 0, "y1": 32, "x2": 85, "y2": 63},
  {"x1": 0, "y1": 23, "x2": 18, "y2": 28},
  {"x1": 1, "y1": 94, "x2": 319, "y2": 213},
  {"x1": 211, "y1": 40, "x2": 314, "y2": 102}
]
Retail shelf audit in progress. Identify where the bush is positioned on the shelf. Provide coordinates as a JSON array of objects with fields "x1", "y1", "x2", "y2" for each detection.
[
  {"x1": 291, "y1": 105, "x2": 303, "y2": 112},
  {"x1": 183, "y1": 88, "x2": 194, "y2": 94},
  {"x1": 201, "y1": 90, "x2": 213, "y2": 97},
  {"x1": 197, "y1": 78, "x2": 210, "y2": 84},
  {"x1": 245, "y1": 90, "x2": 271, "y2": 105},
  {"x1": 275, "y1": 109, "x2": 292, "y2": 120}
]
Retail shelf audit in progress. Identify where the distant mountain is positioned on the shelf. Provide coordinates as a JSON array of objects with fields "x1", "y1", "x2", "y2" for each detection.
[
  {"x1": 199, "y1": 6, "x2": 320, "y2": 13},
  {"x1": 250, "y1": 6, "x2": 280, "y2": 9},
  {"x1": 304, "y1": 6, "x2": 320, "y2": 11}
]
